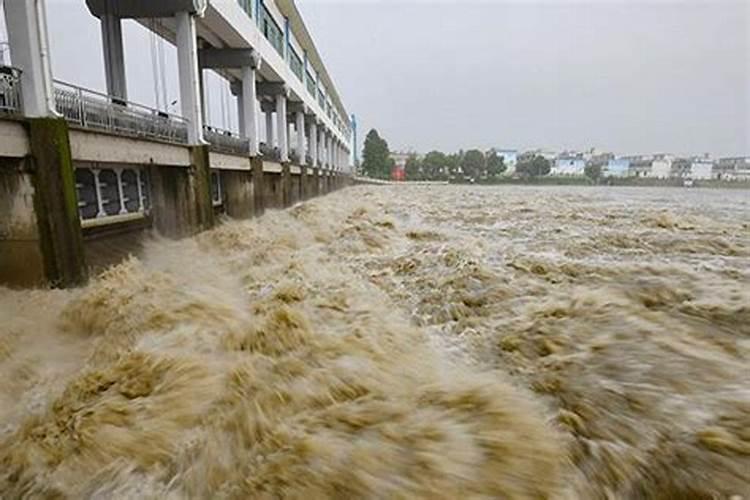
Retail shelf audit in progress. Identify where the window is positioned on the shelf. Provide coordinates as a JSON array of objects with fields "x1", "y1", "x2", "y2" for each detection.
[{"x1": 75, "y1": 165, "x2": 150, "y2": 222}]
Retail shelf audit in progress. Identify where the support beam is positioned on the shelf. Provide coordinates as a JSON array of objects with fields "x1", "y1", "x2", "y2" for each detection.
[
  {"x1": 201, "y1": 48, "x2": 261, "y2": 155},
  {"x1": 100, "y1": 11, "x2": 127, "y2": 100},
  {"x1": 175, "y1": 11, "x2": 204, "y2": 144},
  {"x1": 242, "y1": 65, "x2": 260, "y2": 156},
  {"x1": 4, "y1": 0, "x2": 56, "y2": 117},
  {"x1": 265, "y1": 108, "x2": 274, "y2": 147},
  {"x1": 295, "y1": 112, "x2": 305, "y2": 165},
  {"x1": 310, "y1": 119, "x2": 318, "y2": 167},
  {"x1": 86, "y1": 0, "x2": 207, "y2": 18},
  {"x1": 276, "y1": 93, "x2": 288, "y2": 162}
]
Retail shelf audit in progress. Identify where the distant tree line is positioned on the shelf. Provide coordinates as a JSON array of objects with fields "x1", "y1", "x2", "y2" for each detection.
[{"x1": 361, "y1": 128, "x2": 554, "y2": 182}]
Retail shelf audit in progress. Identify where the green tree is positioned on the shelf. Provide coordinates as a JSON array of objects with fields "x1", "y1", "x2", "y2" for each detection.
[
  {"x1": 361, "y1": 129, "x2": 391, "y2": 179},
  {"x1": 462, "y1": 149, "x2": 486, "y2": 180},
  {"x1": 486, "y1": 149, "x2": 507, "y2": 178},
  {"x1": 584, "y1": 163, "x2": 603, "y2": 182},
  {"x1": 446, "y1": 153, "x2": 461, "y2": 179},
  {"x1": 422, "y1": 151, "x2": 448, "y2": 180},
  {"x1": 516, "y1": 155, "x2": 551, "y2": 177},
  {"x1": 405, "y1": 155, "x2": 422, "y2": 181}
]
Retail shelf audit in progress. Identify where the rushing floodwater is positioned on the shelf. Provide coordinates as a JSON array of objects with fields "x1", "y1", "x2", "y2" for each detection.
[{"x1": 1, "y1": 185, "x2": 748, "y2": 499}]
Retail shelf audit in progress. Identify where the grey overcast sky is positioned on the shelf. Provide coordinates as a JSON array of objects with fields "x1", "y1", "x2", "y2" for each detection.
[{"x1": 1, "y1": 0, "x2": 747, "y2": 157}]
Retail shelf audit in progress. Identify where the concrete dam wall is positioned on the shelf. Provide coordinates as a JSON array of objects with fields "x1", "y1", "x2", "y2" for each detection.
[{"x1": 0, "y1": 118, "x2": 351, "y2": 288}]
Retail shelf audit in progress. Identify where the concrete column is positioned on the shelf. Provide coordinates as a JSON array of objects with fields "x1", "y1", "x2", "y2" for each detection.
[
  {"x1": 265, "y1": 109, "x2": 274, "y2": 146},
  {"x1": 241, "y1": 65, "x2": 260, "y2": 156},
  {"x1": 4, "y1": 0, "x2": 56, "y2": 117},
  {"x1": 175, "y1": 11, "x2": 204, "y2": 144},
  {"x1": 235, "y1": 81, "x2": 245, "y2": 136},
  {"x1": 287, "y1": 120, "x2": 293, "y2": 158},
  {"x1": 252, "y1": 157, "x2": 265, "y2": 216},
  {"x1": 327, "y1": 132, "x2": 334, "y2": 169},
  {"x1": 28, "y1": 118, "x2": 87, "y2": 287},
  {"x1": 281, "y1": 163, "x2": 291, "y2": 206},
  {"x1": 276, "y1": 93, "x2": 288, "y2": 162},
  {"x1": 188, "y1": 145, "x2": 215, "y2": 232},
  {"x1": 295, "y1": 111, "x2": 305, "y2": 164},
  {"x1": 100, "y1": 12, "x2": 127, "y2": 100},
  {"x1": 310, "y1": 120, "x2": 318, "y2": 167},
  {"x1": 321, "y1": 130, "x2": 328, "y2": 168}
]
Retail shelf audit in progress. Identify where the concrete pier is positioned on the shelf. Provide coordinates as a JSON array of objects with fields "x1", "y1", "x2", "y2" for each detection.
[{"x1": 0, "y1": 0, "x2": 354, "y2": 288}]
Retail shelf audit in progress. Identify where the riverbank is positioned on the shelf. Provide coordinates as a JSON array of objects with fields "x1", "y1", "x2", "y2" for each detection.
[{"x1": 463, "y1": 176, "x2": 750, "y2": 189}]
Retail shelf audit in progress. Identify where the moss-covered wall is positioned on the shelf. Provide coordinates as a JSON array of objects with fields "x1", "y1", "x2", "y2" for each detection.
[
  {"x1": 28, "y1": 118, "x2": 87, "y2": 288},
  {"x1": 251, "y1": 158, "x2": 265, "y2": 216},
  {"x1": 222, "y1": 170, "x2": 255, "y2": 219}
]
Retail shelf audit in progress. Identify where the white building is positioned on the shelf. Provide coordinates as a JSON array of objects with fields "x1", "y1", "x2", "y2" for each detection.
[
  {"x1": 689, "y1": 160, "x2": 713, "y2": 180},
  {"x1": 604, "y1": 158, "x2": 631, "y2": 177},
  {"x1": 3, "y1": 0, "x2": 353, "y2": 170},
  {"x1": 646, "y1": 155, "x2": 675, "y2": 179},
  {"x1": 552, "y1": 157, "x2": 586, "y2": 176}
]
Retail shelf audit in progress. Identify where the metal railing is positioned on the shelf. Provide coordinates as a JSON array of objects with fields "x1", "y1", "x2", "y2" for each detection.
[
  {"x1": 53, "y1": 80, "x2": 188, "y2": 144},
  {"x1": 0, "y1": 66, "x2": 22, "y2": 115},
  {"x1": 306, "y1": 72, "x2": 316, "y2": 97},
  {"x1": 260, "y1": 4, "x2": 285, "y2": 57},
  {"x1": 289, "y1": 48, "x2": 303, "y2": 82},
  {"x1": 237, "y1": 0, "x2": 252, "y2": 17},
  {"x1": 204, "y1": 125, "x2": 250, "y2": 156}
]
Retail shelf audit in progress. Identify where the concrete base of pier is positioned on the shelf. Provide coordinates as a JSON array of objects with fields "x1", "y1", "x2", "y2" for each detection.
[{"x1": 0, "y1": 119, "x2": 351, "y2": 289}]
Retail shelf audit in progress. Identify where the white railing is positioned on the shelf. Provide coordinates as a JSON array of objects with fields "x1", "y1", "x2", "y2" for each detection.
[
  {"x1": 53, "y1": 80, "x2": 189, "y2": 145},
  {"x1": 203, "y1": 125, "x2": 250, "y2": 156},
  {"x1": 0, "y1": 66, "x2": 22, "y2": 115}
]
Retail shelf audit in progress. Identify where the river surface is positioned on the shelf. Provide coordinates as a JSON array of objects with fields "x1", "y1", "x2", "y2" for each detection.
[{"x1": 1, "y1": 185, "x2": 748, "y2": 499}]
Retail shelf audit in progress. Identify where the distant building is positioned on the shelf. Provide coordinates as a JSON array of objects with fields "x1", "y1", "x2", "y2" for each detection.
[
  {"x1": 689, "y1": 160, "x2": 713, "y2": 180},
  {"x1": 552, "y1": 156, "x2": 586, "y2": 176},
  {"x1": 389, "y1": 152, "x2": 411, "y2": 181},
  {"x1": 625, "y1": 155, "x2": 654, "y2": 177},
  {"x1": 604, "y1": 158, "x2": 631, "y2": 177},
  {"x1": 715, "y1": 157, "x2": 750, "y2": 181},
  {"x1": 649, "y1": 159, "x2": 672, "y2": 179},
  {"x1": 496, "y1": 149, "x2": 518, "y2": 174}
]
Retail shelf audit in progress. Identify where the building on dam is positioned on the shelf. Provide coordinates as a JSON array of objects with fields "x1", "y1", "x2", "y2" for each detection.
[{"x1": 0, "y1": 0, "x2": 354, "y2": 288}]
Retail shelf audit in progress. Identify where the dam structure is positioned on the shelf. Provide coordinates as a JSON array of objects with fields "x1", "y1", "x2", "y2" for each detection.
[{"x1": 0, "y1": 0, "x2": 354, "y2": 288}]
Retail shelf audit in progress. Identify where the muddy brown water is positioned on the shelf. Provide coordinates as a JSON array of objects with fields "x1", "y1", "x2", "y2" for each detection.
[{"x1": 1, "y1": 185, "x2": 748, "y2": 499}]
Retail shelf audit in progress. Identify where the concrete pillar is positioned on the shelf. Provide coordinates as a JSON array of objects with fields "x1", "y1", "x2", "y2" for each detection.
[
  {"x1": 252, "y1": 157, "x2": 265, "y2": 216},
  {"x1": 281, "y1": 163, "x2": 291, "y2": 206},
  {"x1": 4, "y1": 0, "x2": 56, "y2": 117},
  {"x1": 234, "y1": 80, "x2": 245, "y2": 136},
  {"x1": 265, "y1": 109, "x2": 274, "y2": 146},
  {"x1": 287, "y1": 119, "x2": 293, "y2": 159},
  {"x1": 28, "y1": 118, "x2": 87, "y2": 287},
  {"x1": 188, "y1": 145, "x2": 215, "y2": 231},
  {"x1": 276, "y1": 93, "x2": 288, "y2": 162},
  {"x1": 312, "y1": 167, "x2": 320, "y2": 197},
  {"x1": 100, "y1": 12, "x2": 127, "y2": 100},
  {"x1": 295, "y1": 111, "x2": 305, "y2": 164},
  {"x1": 327, "y1": 132, "x2": 333, "y2": 169},
  {"x1": 321, "y1": 130, "x2": 328, "y2": 168},
  {"x1": 310, "y1": 120, "x2": 318, "y2": 167},
  {"x1": 242, "y1": 65, "x2": 260, "y2": 156},
  {"x1": 300, "y1": 165, "x2": 308, "y2": 200},
  {"x1": 175, "y1": 11, "x2": 204, "y2": 144}
]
